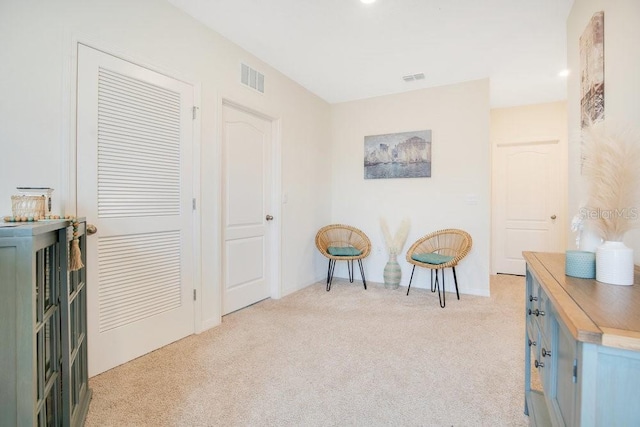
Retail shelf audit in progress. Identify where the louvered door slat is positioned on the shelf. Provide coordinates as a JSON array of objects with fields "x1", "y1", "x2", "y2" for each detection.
[
  {"x1": 98, "y1": 231, "x2": 181, "y2": 332},
  {"x1": 97, "y1": 67, "x2": 181, "y2": 218},
  {"x1": 98, "y1": 97, "x2": 179, "y2": 122},
  {"x1": 99, "y1": 272, "x2": 180, "y2": 301},
  {"x1": 98, "y1": 79, "x2": 180, "y2": 113},
  {"x1": 97, "y1": 102, "x2": 180, "y2": 128},
  {"x1": 98, "y1": 144, "x2": 178, "y2": 161},
  {"x1": 99, "y1": 275, "x2": 181, "y2": 302},
  {"x1": 99, "y1": 131, "x2": 180, "y2": 150},
  {"x1": 98, "y1": 158, "x2": 179, "y2": 173},
  {"x1": 99, "y1": 68, "x2": 181, "y2": 105},
  {"x1": 96, "y1": 67, "x2": 184, "y2": 330},
  {"x1": 99, "y1": 248, "x2": 181, "y2": 267},
  {"x1": 99, "y1": 264, "x2": 181, "y2": 286},
  {"x1": 98, "y1": 104, "x2": 181, "y2": 130},
  {"x1": 98, "y1": 118, "x2": 179, "y2": 145}
]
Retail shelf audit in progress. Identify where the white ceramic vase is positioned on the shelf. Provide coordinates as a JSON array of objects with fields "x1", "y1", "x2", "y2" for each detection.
[{"x1": 595, "y1": 241, "x2": 634, "y2": 286}]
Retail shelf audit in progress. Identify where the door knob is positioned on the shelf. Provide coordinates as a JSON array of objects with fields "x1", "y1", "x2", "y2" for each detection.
[
  {"x1": 265, "y1": 215, "x2": 274, "y2": 221},
  {"x1": 550, "y1": 214, "x2": 557, "y2": 220},
  {"x1": 86, "y1": 224, "x2": 97, "y2": 235}
]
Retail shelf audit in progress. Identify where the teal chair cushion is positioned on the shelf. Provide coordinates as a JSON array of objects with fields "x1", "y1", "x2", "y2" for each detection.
[
  {"x1": 328, "y1": 246, "x2": 362, "y2": 257},
  {"x1": 412, "y1": 253, "x2": 454, "y2": 265}
]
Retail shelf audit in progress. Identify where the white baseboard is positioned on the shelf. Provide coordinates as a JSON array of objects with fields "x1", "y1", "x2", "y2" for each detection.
[
  {"x1": 198, "y1": 317, "x2": 221, "y2": 334},
  {"x1": 459, "y1": 287, "x2": 490, "y2": 297},
  {"x1": 281, "y1": 274, "x2": 325, "y2": 298}
]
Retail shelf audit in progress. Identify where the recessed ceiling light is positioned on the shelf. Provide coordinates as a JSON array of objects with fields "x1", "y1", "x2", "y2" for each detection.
[
  {"x1": 558, "y1": 69, "x2": 570, "y2": 77},
  {"x1": 360, "y1": 0, "x2": 376, "y2": 4}
]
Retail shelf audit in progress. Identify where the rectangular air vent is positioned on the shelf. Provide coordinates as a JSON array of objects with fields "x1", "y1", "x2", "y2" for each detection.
[
  {"x1": 402, "y1": 73, "x2": 425, "y2": 82},
  {"x1": 241, "y1": 63, "x2": 265, "y2": 93}
]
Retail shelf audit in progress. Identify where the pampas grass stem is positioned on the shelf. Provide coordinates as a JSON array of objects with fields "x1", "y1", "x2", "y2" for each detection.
[{"x1": 380, "y1": 218, "x2": 411, "y2": 255}]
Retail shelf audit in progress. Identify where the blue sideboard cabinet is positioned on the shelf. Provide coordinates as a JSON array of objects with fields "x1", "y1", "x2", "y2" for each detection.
[
  {"x1": 0, "y1": 220, "x2": 91, "y2": 426},
  {"x1": 523, "y1": 252, "x2": 640, "y2": 426}
]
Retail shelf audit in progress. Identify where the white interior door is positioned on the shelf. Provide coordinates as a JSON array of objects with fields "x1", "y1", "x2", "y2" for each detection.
[
  {"x1": 494, "y1": 142, "x2": 561, "y2": 275},
  {"x1": 76, "y1": 44, "x2": 195, "y2": 376},
  {"x1": 222, "y1": 104, "x2": 273, "y2": 315}
]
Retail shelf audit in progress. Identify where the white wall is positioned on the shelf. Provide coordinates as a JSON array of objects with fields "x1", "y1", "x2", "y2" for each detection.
[
  {"x1": 0, "y1": 0, "x2": 332, "y2": 329},
  {"x1": 491, "y1": 102, "x2": 567, "y2": 148},
  {"x1": 490, "y1": 101, "x2": 569, "y2": 268},
  {"x1": 329, "y1": 79, "x2": 491, "y2": 296},
  {"x1": 567, "y1": 0, "x2": 640, "y2": 259}
]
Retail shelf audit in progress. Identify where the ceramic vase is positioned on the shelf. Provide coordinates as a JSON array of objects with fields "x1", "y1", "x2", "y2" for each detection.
[
  {"x1": 383, "y1": 252, "x2": 401, "y2": 289},
  {"x1": 595, "y1": 241, "x2": 634, "y2": 286}
]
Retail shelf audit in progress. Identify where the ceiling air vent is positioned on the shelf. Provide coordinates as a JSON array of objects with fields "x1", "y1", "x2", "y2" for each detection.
[
  {"x1": 402, "y1": 73, "x2": 425, "y2": 82},
  {"x1": 241, "y1": 63, "x2": 265, "y2": 94}
]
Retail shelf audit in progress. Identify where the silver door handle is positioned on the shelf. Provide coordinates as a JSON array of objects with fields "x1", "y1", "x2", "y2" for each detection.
[
  {"x1": 87, "y1": 224, "x2": 97, "y2": 235},
  {"x1": 266, "y1": 215, "x2": 274, "y2": 221},
  {"x1": 550, "y1": 215, "x2": 557, "y2": 220}
]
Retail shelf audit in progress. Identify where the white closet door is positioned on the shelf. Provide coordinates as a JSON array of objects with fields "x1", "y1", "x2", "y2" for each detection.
[{"x1": 76, "y1": 44, "x2": 195, "y2": 376}]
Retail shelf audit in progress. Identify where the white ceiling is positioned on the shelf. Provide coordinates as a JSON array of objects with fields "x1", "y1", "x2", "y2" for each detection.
[{"x1": 169, "y1": 0, "x2": 574, "y2": 107}]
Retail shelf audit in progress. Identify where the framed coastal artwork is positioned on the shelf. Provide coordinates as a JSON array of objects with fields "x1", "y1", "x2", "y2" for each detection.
[{"x1": 364, "y1": 130, "x2": 432, "y2": 179}]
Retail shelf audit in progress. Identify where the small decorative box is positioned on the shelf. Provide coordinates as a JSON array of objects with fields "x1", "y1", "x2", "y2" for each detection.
[
  {"x1": 565, "y1": 250, "x2": 596, "y2": 279},
  {"x1": 11, "y1": 195, "x2": 45, "y2": 219}
]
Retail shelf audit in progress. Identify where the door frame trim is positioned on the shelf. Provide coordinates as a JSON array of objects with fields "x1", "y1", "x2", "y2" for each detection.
[
  {"x1": 63, "y1": 37, "x2": 203, "y2": 331},
  {"x1": 220, "y1": 98, "x2": 283, "y2": 304}
]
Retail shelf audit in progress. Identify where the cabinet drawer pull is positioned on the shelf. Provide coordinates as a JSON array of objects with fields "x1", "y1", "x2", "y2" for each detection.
[
  {"x1": 529, "y1": 295, "x2": 538, "y2": 302},
  {"x1": 534, "y1": 309, "x2": 545, "y2": 317},
  {"x1": 528, "y1": 339, "x2": 537, "y2": 347},
  {"x1": 542, "y1": 348, "x2": 552, "y2": 357},
  {"x1": 535, "y1": 360, "x2": 545, "y2": 368}
]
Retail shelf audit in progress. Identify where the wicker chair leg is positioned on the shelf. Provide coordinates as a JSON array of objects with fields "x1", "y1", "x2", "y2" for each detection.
[
  {"x1": 357, "y1": 259, "x2": 367, "y2": 290},
  {"x1": 406, "y1": 265, "x2": 416, "y2": 295},
  {"x1": 452, "y1": 267, "x2": 460, "y2": 300}
]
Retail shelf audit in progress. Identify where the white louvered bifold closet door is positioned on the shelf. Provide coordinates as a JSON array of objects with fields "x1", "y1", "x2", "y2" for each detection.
[{"x1": 77, "y1": 44, "x2": 195, "y2": 377}]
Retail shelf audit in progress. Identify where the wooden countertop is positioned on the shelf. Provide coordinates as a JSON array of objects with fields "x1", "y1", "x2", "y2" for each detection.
[{"x1": 524, "y1": 251, "x2": 640, "y2": 351}]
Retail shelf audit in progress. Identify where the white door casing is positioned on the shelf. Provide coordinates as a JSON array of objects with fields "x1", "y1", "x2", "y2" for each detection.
[
  {"x1": 222, "y1": 104, "x2": 273, "y2": 315},
  {"x1": 76, "y1": 44, "x2": 195, "y2": 376},
  {"x1": 494, "y1": 141, "x2": 561, "y2": 275}
]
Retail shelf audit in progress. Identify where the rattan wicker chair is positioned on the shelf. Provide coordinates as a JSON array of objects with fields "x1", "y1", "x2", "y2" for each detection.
[
  {"x1": 315, "y1": 224, "x2": 372, "y2": 291},
  {"x1": 406, "y1": 229, "x2": 472, "y2": 307}
]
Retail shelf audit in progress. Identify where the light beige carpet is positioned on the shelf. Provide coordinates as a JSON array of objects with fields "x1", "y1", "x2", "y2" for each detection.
[{"x1": 86, "y1": 274, "x2": 529, "y2": 426}]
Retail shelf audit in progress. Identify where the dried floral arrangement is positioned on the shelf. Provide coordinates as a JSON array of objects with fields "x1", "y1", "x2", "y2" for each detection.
[
  {"x1": 380, "y1": 218, "x2": 410, "y2": 255},
  {"x1": 581, "y1": 120, "x2": 640, "y2": 241}
]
